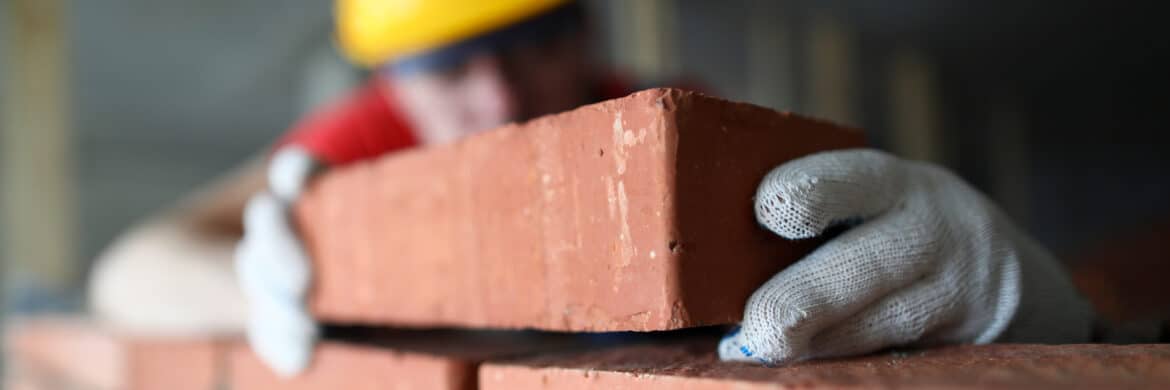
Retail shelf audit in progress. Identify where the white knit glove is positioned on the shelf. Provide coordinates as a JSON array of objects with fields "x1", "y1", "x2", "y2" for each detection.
[
  {"x1": 235, "y1": 146, "x2": 320, "y2": 376},
  {"x1": 719, "y1": 149, "x2": 1094, "y2": 364}
]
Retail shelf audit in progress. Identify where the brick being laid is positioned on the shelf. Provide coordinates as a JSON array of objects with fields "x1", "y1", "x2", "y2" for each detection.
[
  {"x1": 298, "y1": 88, "x2": 865, "y2": 332},
  {"x1": 480, "y1": 340, "x2": 1170, "y2": 389}
]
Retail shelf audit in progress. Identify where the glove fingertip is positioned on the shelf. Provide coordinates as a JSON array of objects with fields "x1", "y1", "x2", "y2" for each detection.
[
  {"x1": 254, "y1": 333, "x2": 313, "y2": 378},
  {"x1": 248, "y1": 312, "x2": 317, "y2": 377},
  {"x1": 717, "y1": 326, "x2": 764, "y2": 363}
]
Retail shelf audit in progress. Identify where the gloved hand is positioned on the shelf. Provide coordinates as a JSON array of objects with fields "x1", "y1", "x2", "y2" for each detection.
[
  {"x1": 235, "y1": 146, "x2": 321, "y2": 376},
  {"x1": 719, "y1": 149, "x2": 1094, "y2": 364}
]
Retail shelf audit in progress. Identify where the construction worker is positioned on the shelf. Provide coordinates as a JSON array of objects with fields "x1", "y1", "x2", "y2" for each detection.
[{"x1": 89, "y1": 0, "x2": 1093, "y2": 378}]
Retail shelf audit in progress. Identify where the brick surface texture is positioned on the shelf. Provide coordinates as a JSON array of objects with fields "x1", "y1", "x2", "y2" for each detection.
[
  {"x1": 298, "y1": 88, "x2": 865, "y2": 331},
  {"x1": 481, "y1": 340, "x2": 1170, "y2": 389}
]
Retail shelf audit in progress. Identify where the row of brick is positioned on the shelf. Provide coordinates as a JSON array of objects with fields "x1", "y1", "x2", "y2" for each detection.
[
  {"x1": 5, "y1": 318, "x2": 579, "y2": 390},
  {"x1": 9, "y1": 318, "x2": 1170, "y2": 389}
]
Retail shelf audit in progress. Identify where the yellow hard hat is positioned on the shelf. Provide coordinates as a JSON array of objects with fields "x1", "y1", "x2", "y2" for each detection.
[{"x1": 336, "y1": 0, "x2": 572, "y2": 68}]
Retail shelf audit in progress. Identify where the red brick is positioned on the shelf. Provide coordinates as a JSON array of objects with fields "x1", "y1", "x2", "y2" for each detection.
[
  {"x1": 481, "y1": 341, "x2": 1170, "y2": 389},
  {"x1": 229, "y1": 330, "x2": 595, "y2": 389},
  {"x1": 231, "y1": 342, "x2": 476, "y2": 390},
  {"x1": 298, "y1": 88, "x2": 864, "y2": 331},
  {"x1": 4, "y1": 317, "x2": 233, "y2": 390},
  {"x1": 1071, "y1": 219, "x2": 1170, "y2": 323}
]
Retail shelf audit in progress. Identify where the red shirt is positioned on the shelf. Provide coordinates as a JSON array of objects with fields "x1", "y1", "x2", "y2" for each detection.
[
  {"x1": 278, "y1": 79, "x2": 418, "y2": 165},
  {"x1": 278, "y1": 74, "x2": 652, "y2": 165}
]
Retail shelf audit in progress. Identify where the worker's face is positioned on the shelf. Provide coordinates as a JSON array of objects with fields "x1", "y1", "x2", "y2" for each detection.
[{"x1": 386, "y1": 32, "x2": 593, "y2": 145}]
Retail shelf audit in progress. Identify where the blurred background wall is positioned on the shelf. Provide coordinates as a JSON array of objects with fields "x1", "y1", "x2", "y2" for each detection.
[{"x1": 2, "y1": 0, "x2": 1168, "y2": 319}]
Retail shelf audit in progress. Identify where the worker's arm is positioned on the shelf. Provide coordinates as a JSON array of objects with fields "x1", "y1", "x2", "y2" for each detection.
[
  {"x1": 177, "y1": 155, "x2": 267, "y2": 238},
  {"x1": 89, "y1": 77, "x2": 410, "y2": 342},
  {"x1": 88, "y1": 155, "x2": 266, "y2": 334}
]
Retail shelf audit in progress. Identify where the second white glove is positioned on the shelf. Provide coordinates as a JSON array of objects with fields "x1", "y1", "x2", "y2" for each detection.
[{"x1": 235, "y1": 146, "x2": 320, "y2": 376}]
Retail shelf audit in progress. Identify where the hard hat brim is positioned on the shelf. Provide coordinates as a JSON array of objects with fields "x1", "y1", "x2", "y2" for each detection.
[{"x1": 380, "y1": 2, "x2": 585, "y2": 77}]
